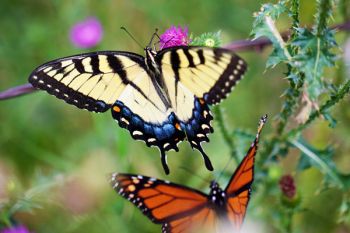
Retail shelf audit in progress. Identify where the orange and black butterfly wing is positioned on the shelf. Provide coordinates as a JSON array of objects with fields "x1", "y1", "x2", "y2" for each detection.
[
  {"x1": 224, "y1": 115, "x2": 267, "y2": 230},
  {"x1": 110, "y1": 173, "x2": 213, "y2": 232},
  {"x1": 161, "y1": 207, "x2": 218, "y2": 233}
]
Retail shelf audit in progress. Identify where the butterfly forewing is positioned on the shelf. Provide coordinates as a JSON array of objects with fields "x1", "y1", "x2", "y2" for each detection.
[
  {"x1": 157, "y1": 46, "x2": 247, "y2": 105},
  {"x1": 110, "y1": 173, "x2": 208, "y2": 224},
  {"x1": 29, "y1": 51, "x2": 146, "y2": 112},
  {"x1": 223, "y1": 115, "x2": 267, "y2": 230},
  {"x1": 110, "y1": 116, "x2": 267, "y2": 233}
]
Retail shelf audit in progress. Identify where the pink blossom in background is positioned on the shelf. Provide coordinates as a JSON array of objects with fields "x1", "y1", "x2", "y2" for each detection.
[
  {"x1": 0, "y1": 225, "x2": 31, "y2": 233},
  {"x1": 69, "y1": 17, "x2": 103, "y2": 48},
  {"x1": 159, "y1": 26, "x2": 190, "y2": 49}
]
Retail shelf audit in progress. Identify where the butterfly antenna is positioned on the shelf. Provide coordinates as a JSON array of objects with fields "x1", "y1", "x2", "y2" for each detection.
[
  {"x1": 120, "y1": 26, "x2": 144, "y2": 49},
  {"x1": 215, "y1": 152, "x2": 234, "y2": 184},
  {"x1": 148, "y1": 28, "x2": 159, "y2": 48},
  {"x1": 178, "y1": 166, "x2": 211, "y2": 183}
]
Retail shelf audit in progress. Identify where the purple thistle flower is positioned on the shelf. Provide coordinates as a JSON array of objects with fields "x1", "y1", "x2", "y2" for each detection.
[
  {"x1": 279, "y1": 175, "x2": 296, "y2": 199},
  {"x1": 69, "y1": 17, "x2": 103, "y2": 48},
  {"x1": 0, "y1": 225, "x2": 31, "y2": 233},
  {"x1": 159, "y1": 26, "x2": 190, "y2": 49}
]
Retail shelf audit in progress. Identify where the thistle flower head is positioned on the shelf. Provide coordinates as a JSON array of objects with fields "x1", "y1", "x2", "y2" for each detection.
[
  {"x1": 159, "y1": 26, "x2": 190, "y2": 49},
  {"x1": 0, "y1": 225, "x2": 31, "y2": 233},
  {"x1": 69, "y1": 17, "x2": 103, "y2": 48},
  {"x1": 279, "y1": 175, "x2": 296, "y2": 199},
  {"x1": 190, "y1": 31, "x2": 222, "y2": 47}
]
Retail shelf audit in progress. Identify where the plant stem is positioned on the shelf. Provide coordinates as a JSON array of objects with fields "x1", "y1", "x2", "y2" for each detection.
[
  {"x1": 315, "y1": 0, "x2": 333, "y2": 36},
  {"x1": 287, "y1": 78, "x2": 350, "y2": 138},
  {"x1": 265, "y1": 16, "x2": 292, "y2": 61},
  {"x1": 290, "y1": 139, "x2": 343, "y2": 187},
  {"x1": 213, "y1": 106, "x2": 238, "y2": 164}
]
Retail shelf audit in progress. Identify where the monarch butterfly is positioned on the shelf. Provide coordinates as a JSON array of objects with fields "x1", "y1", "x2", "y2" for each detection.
[
  {"x1": 28, "y1": 34, "x2": 247, "y2": 174},
  {"x1": 110, "y1": 115, "x2": 267, "y2": 233}
]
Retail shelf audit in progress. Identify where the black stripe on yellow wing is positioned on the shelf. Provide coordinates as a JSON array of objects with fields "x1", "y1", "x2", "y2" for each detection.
[
  {"x1": 28, "y1": 51, "x2": 146, "y2": 112},
  {"x1": 157, "y1": 46, "x2": 247, "y2": 105}
]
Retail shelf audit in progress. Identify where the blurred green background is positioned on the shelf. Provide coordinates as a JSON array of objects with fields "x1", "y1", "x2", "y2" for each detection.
[{"x1": 0, "y1": 0, "x2": 350, "y2": 232}]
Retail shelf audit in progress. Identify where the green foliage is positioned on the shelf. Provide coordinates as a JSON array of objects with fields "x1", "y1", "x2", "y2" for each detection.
[
  {"x1": 1, "y1": 0, "x2": 350, "y2": 233},
  {"x1": 248, "y1": 0, "x2": 350, "y2": 231}
]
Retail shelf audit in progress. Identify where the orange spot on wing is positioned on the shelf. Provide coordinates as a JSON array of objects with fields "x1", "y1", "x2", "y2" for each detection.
[
  {"x1": 175, "y1": 123, "x2": 181, "y2": 130},
  {"x1": 199, "y1": 98, "x2": 205, "y2": 105},
  {"x1": 113, "y1": 106, "x2": 121, "y2": 112}
]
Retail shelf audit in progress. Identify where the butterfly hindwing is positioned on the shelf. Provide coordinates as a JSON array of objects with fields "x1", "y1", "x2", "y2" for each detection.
[
  {"x1": 161, "y1": 208, "x2": 217, "y2": 233},
  {"x1": 111, "y1": 116, "x2": 267, "y2": 233}
]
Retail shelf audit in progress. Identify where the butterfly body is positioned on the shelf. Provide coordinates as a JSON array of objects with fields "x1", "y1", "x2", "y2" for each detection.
[
  {"x1": 207, "y1": 182, "x2": 227, "y2": 213},
  {"x1": 110, "y1": 115, "x2": 267, "y2": 233},
  {"x1": 29, "y1": 45, "x2": 246, "y2": 174}
]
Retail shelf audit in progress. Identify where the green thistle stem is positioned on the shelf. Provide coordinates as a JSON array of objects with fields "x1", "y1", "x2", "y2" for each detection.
[
  {"x1": 315, "y1": 0, "x2": 333, "y2": 36},
  {"x1": 214, "y1": 106, "x2": 238, "y2": 164},
  {"x1": 291, "y1": 0, "x2": 300, "y2": 36},
  {"x1": 276, "y1": 73, "x2": 305, "y2": 135},
  {"x1": 290, "y1": 139, "x2": 343, "y2": 187},
  {"x1": 287, "y1": 78, "x2": 350, "y2": 138}
]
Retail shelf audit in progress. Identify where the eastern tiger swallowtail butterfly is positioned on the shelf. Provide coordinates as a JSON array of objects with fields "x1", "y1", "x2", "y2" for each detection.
[
  {"x1": 110, "y1": 115, "x2": 267, "y2": 233},
  {"x1": 28, "y1": 41, "x2": 247, "y2": 174}
]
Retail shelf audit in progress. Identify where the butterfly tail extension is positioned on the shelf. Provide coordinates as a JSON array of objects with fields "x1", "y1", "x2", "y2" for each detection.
[
  {"x1": 181, "y1": 98, "x2": 214, "y2": 171},
  {"x1": 160, "y1": 149, "x2": 170, "y2": 175},
  {"x1": 111, "y1": 101, "x2": 186, "y2": 174},
  {"x1": 195, "y1": 145, "x2": 214, "y2": 171}
]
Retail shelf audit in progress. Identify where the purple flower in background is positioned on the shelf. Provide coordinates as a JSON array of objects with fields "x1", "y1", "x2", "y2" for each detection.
[
  {"x1": 0, "y1": 225, "x2": 31, "y2": 233},
  {"x1": 70, "y1": 17, "x2": 103, "y2": 48},
  {"x1": 159, "y1": 26, "x2": 190, "y2": 49}
]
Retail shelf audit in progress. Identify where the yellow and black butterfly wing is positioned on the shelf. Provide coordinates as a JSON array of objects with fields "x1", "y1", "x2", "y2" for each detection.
[
  {"x1": 155, "y1": 46, "x2": 247, "y2": 170},
  {"x1": 110, "y1": 173, "x2": 214, "y2": 233},
  {"x1": 224, "y1": 115, "x2": 267, "y2": 230},
  {"x1": 28, "y1": 51, "x2": 148, "y2": 112},
  {"x1": 157, "y1": 46, "x2": 247, "y2": 106},
  {"x1": 28, "y1": 51, "x2": 186, "y2": 174}
]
